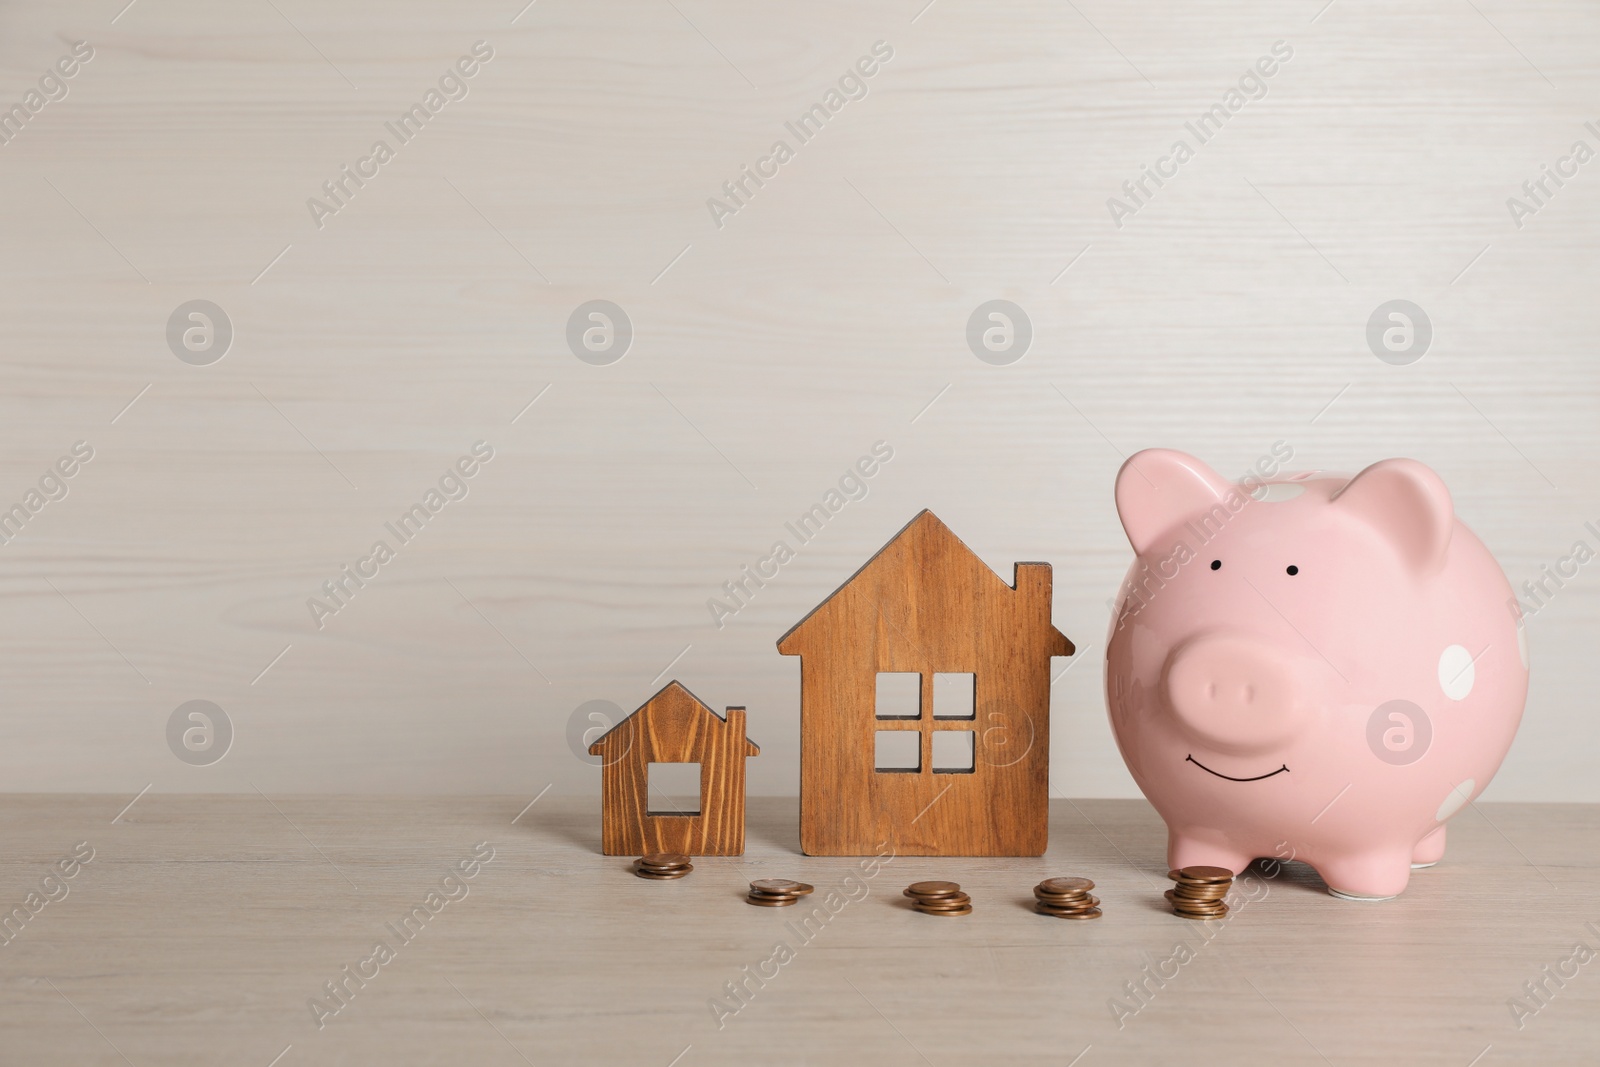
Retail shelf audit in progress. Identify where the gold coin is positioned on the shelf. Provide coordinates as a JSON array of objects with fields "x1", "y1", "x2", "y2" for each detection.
[
  {"x1": 1038, "y1": 877, "x2": 1094, "y2": 895},
  {"x1": 1172, "y1": 887, "x2": 1226, "y2": 900},
  {"x1": 914, "y1": 896, "x2": 973, "y2": 910},
  {"x1": 640, "y1": 853, "x2": 690, "y2": 867},
  {"x1": 915, "y1": 903, "x2": 972, "y2": 916},
  {"x1": 1167, "y1": 891, "x2": 1226, "y2": 906},
  {"x1": 634, "y1": 869, "x2": 691, "y2": 880},
  {"x1": 1177, "y1": 883, "x2": 1222, "y2": 902},
  {"x1": 745, "y1": 894, "x2": 798, "y2": 907},
  {"x1": 906, "y1": 881, "x2": 962, "y2": 897},
  {"x1": 1177, "y1": 865, "x2": 1234, "y2": 882},
  {"x1": 751, "y1": 879, "x2": 813, "y2": 895},
  {"x1": 1036, "y1": 889, "x2": 1100, "y2": 908},
  {"x1": 1038, "y1": 905, "x2": 1102, "y2": 919}
]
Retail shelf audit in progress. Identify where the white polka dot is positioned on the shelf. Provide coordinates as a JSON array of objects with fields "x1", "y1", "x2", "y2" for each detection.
[
  {"x1": 1251, "y1": 482, "x2": 1306, "y2": 502},
  {"x1": 1436, "y1": 779, "x2": 1475, "y2": 821},
  {"x1": 1517, "y1": 622, "x2": 1529, "y2": 670},
  {"x1": 1438, "y1": 644, "x2": 1475, "y2": 701}
]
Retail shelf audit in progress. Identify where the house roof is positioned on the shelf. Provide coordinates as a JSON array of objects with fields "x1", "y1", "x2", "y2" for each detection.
[
  {"x1": 776, "y1": 509, "x2": 1073, "y2": 655},
  {"x1": 586, "y1": 679, "x2": 761, "y2": 755}
]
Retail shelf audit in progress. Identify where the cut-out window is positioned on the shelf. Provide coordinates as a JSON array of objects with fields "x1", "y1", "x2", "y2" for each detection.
[
  {"x1": 647, "y1": 762, "x2": 702, "y2": 815},
  {"x1": 932, "y1": 673, "x2": 975, "y2": 719},
  {"x1": 874, "y1": 731, "x2": 921, "y2": 772},
  {"x1": 875, "y1": 672, "x2": 922, "y2": 719},
  {"x1": 932, "y1": 731, "x2": 975, "y2": 773}
]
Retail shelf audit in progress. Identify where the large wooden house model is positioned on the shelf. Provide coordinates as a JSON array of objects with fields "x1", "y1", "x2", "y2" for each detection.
[{"x1": 777, "y1": 510, "x2": 1073, "y2": 856}]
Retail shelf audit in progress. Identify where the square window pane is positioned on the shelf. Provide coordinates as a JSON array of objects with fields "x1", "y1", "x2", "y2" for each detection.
[
  {"x1": 932, "y1": 673, "x2": 975, "y2": 719},
  {"x1": 647, "y1": 762, "x2": 702, "y2": 814},
  {"x1": 932, "y1": 731, "x2": 974, "y2": 773},
  {"x1": 875, "y1": 672, "x2": 922, "y2": 719},
  {"x1": 875, "y1": 731, "x2": 921, "y2": 772}
]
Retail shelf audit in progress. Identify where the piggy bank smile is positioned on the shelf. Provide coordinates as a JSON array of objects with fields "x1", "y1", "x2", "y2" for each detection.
[{"x1": 1184, "y1": 755, "x2": 1289, "y2": 782}]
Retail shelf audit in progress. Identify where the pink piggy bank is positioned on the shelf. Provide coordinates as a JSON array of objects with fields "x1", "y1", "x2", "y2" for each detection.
[{"x1": 1106, "y1": 449, "x2": 1528, "y2": 899}]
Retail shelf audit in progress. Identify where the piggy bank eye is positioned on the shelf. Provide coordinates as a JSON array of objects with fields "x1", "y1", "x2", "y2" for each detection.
[
  {"x1": 1210, "y1": 559, "x2": 1221, "y2": 571},
  {"x1": 1286, "y1": 565, "x2": 1299, "y2": 576}
]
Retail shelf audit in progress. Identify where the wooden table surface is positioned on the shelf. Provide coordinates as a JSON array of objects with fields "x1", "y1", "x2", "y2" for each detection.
[{"x1": 3, "y1": 795, "x2": 1597, "y2": 1065}]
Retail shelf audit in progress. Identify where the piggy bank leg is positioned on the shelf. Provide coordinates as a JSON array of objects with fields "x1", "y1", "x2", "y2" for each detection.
[
  {"x1": 1166, "y1": 832, "x2": 1252, "y2": 876},
  {"x1": 1318, "y1": 849, "x2": 1413, "y2": 901},
  {"x1": 1410, "y1": 826, "x2": 1446, "y2": 869}
]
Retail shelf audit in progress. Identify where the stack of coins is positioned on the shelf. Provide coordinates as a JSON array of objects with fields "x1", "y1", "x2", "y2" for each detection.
[
  {"x1": 1034, "y1": 877, "x2": 1101, "y2": 919},
  {"x1": 1165, "y1": 865, "x2": 1232, "y2": 919},
  {"x1": 633, "y1": 852, "x2": 692, "y2": 879},
  {"x1": 903, "y1": 880, "x2": 972, "y2": 916},
  {"x1": 745, "y1": 878, "x2": 814, "y2": 907}
]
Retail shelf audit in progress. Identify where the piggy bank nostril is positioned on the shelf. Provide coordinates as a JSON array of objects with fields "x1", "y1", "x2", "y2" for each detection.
[
  {"x1": 1205, "y1": 682, "x2": 1217, "y2": 700},
  {"x1": 1243, "y1": 683, "x2": 1255, "y2": 703}
]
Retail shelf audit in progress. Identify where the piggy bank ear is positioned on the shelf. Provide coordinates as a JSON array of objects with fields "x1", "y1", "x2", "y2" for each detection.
[
  {"x1": 1115, "y1": 449, "x2": 1234, "y2": 556},
  {"x1": 1331, "y1": 458, "x2": 1453, "y2": 571}
]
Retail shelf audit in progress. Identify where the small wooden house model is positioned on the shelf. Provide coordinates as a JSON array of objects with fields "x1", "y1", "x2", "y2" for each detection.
[
  {"x1": 777, "y1": 510, "x2": 1073, "y2": 856},
  {"x1": 588, "y1": 680, "x2": 760, "y2": 856}
]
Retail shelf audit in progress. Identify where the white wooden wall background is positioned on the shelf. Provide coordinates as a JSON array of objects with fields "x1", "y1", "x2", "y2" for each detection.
[{"x1": 0, "y1": 0, "x2": 1594, "y2": 800}]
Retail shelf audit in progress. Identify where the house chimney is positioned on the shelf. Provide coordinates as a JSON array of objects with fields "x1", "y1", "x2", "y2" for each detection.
[
  {"x1": 1015, "y1": 562, "x2": 1052, "y2": 608},
  {"x1": 725, "y1": 706, "x2": 747, "y2": 740}
]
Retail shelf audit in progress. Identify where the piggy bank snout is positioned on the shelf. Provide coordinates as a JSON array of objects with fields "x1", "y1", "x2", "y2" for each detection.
[{"x1": 1164, "y1": 636, "x2": 1304, "y2": 754}]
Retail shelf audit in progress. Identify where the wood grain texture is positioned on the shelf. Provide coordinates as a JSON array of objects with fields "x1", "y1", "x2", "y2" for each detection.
[
  {"x1": 0, "y1": 1, "x2": 1595, "y2": 800},
  {"x1": 2, "y1": 794, "x2": 1598, "y2": 1065},
  {"x1": 779, "y1": 510, "x2": 1073, "y2": 855},
  {"x1": 589, "y1": 680, "x2": 758, "y2": 855}
]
